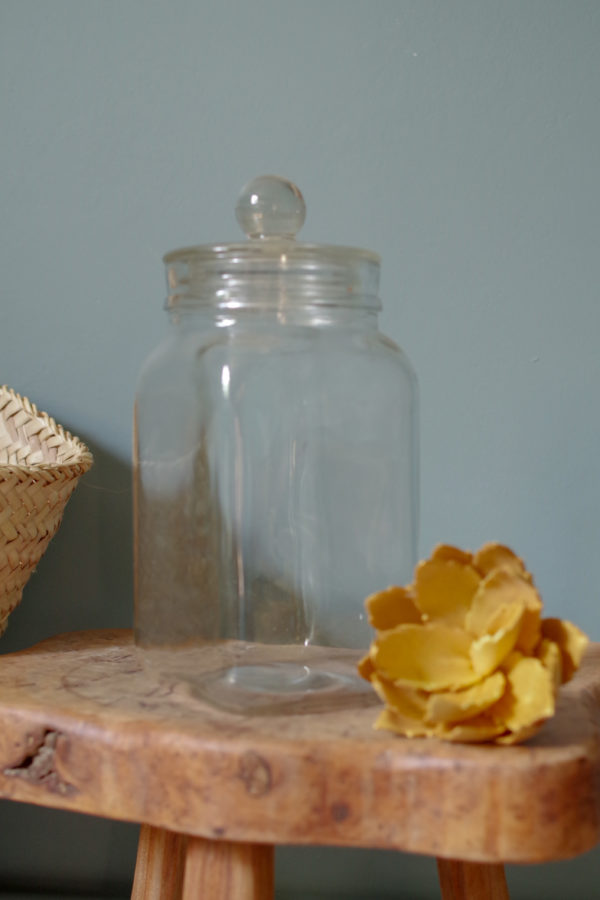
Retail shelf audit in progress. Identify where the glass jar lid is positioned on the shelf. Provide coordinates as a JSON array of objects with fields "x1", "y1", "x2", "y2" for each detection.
[{"x1": 164, "y1": 175, "x2": 381, "y2": 311}]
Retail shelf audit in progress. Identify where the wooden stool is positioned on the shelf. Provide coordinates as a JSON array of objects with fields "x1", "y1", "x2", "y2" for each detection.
[{"x1": 0, "y1": 630, "x2": 598, "y2": 899}]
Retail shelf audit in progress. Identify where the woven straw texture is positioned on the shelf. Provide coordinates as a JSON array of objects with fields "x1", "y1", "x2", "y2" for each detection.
[{"x1": 0, "y1": 386, "x2": 93, "y2": 634}]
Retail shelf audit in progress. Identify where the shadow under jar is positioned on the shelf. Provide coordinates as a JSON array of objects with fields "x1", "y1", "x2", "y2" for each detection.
[{"x1": 134, "y1": 176, "x2": 418, "y2": 713}]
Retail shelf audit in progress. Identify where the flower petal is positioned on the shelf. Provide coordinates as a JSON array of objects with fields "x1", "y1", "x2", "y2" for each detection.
[
  {"x1": 536, "y1": 638, "x2": 562, "y2": 689},
  {"x1": 365, "y1": 585, "x2": 422, "y2": 631},
  {"x1": 465, "y1": 568, "x2": 541, "y2": 660},
  {"x1": 425, "y1": 671, "x2": 506, "y2": 726},
  {"x1": 413, "y1": 558, "x2": 481, "y2": 626},
  {"x1": 357, "y1": 653, "x2": 375, "y2": 681},
  {"x1": 541, "y1": 618, "x2": 589, "y2": 683},
  {"x1": 466, "y1": 570, "x2": 530, "y2": 635},
  {"x1": 494, "y1": 724, "x2": 542, "y2": 745},
  {"x1": 431, "y1": 544, "x2": 474, "y2": 566},
  {"x1": 469, "y1": 602, "x2": 524, "y2": 677},
  {"x1": 371, "y1": 623, "x2": 479, "y2": 690},
  {"x1": 371, "y1": 674, "x2": 428, "y2": 717},
  {"x1": 435, "y1": 715, "x2": 506, "y2": 743},
  {"x1": 374, "y1": 707, "x2": 433, "y2": 738},
  {"x1": 491, "y1": 655, "x2": 555, "y2": 733},
  {"x1": 472, "y1": 542, "x2": 531, "y2": 580},
  {"x1": 515, "y1": 590, "x2": 543, "y2": 655}
]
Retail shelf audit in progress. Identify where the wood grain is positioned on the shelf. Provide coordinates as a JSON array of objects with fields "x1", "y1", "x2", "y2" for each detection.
[
  {"x1": 181, "y1": 836, "x2": 274, "y2": 900},
  {"x1": 131, "y1": 825, "x2": 187, "y2": 900},
  {"x1": 0, "y1": 630, "x2": 598, "y2": 864},
  {"x1": 437, "y1": 859, "x2": 510, "y2": 900}
]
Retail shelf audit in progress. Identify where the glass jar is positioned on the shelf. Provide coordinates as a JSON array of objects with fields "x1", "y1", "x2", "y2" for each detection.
[{"x1": 134, "y1": 176, "x2": 418, "y2": 712}]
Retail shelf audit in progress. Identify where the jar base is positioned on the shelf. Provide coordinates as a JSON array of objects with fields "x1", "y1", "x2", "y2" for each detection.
[
  {"x1": 138, "y1": 640, "x2": 376, "y2": 716},
  {"x1": 190, "y1": 661, "x2": 367, "y2": 714}
]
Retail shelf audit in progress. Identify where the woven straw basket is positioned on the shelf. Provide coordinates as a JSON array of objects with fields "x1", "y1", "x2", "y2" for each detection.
[{"x1": 0, "y1": 386, "x2": 93, "y2": 634}]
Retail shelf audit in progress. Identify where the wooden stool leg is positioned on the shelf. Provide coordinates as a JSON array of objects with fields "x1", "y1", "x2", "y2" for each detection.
[
  {"x1": 181, "y1": 836, "x2": 274, "y2": 900},
  {"x1": 131, "y1": 825, "x2": 187, "y2": 900},
  {"x1": 437, "y1": 858, "x2": 510, "y2": 900}
]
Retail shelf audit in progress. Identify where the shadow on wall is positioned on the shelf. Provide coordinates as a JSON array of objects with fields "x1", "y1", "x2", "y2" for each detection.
[{"x1": 0, "y1": 432, "x2": 133, "y2": 654}]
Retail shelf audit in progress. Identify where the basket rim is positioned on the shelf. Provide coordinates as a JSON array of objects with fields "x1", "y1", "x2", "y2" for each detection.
[{"x1": 0, "y1": 385, "x2": 93, "y2": 475}]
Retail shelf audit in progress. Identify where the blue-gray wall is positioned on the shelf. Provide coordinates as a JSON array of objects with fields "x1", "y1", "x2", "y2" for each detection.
[{"x1": 1, "y1": 1, "x2": 599, "y2": 897}]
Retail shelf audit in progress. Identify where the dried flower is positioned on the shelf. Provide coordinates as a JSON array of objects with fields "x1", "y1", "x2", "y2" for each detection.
[{"x1": 359, "y1": 543, "x2": 588, "y2": 744}]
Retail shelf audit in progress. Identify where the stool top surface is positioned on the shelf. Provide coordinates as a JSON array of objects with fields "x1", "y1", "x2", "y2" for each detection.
[{"x1": 0, "y1": 629, "x2": 598, "y2": 863}]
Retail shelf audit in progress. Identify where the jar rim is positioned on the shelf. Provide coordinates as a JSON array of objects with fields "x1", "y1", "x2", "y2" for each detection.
[
  {"x1": 163, "y1": 241, "x2": 380, "y2": 266},
  {"x1": 164, "y1": 241, "x2": 382, "y2": 312}
]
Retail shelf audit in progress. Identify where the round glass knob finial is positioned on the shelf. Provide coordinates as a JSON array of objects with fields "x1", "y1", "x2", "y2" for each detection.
[{"x1": 236, "y1": 175, "x2": 306, "y2": 240}]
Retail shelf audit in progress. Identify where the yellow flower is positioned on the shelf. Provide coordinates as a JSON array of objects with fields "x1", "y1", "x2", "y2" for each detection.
[{"x1": 359, "y1": 542, "x2": 588, "y2": 744}]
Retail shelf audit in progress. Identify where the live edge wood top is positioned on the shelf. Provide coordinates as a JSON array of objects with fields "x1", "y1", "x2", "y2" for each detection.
[{"x1": 0, "y1": 630, "x2": 598, "y2": 865}]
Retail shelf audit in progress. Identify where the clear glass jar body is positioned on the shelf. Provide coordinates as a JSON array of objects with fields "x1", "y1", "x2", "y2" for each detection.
[{"x1": 134, "y1": 297, "x2": 417, "y2": 709}]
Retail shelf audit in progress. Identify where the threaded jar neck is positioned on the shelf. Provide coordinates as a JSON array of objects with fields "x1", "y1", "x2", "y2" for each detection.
[{"x1": 164, "y1": 242, "x2": 381, "y2": 314}]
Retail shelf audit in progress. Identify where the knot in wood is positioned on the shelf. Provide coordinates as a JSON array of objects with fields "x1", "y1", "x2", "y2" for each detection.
[
  {"x1": 238, "y1": 751, "x2": 272, "y2": 797},
  {"x1": 3, "y1": 729, "x2": 77, "y2": 796},
  {"x1": 331, "y1": 802, "x2": 350, "y2": 822}
]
